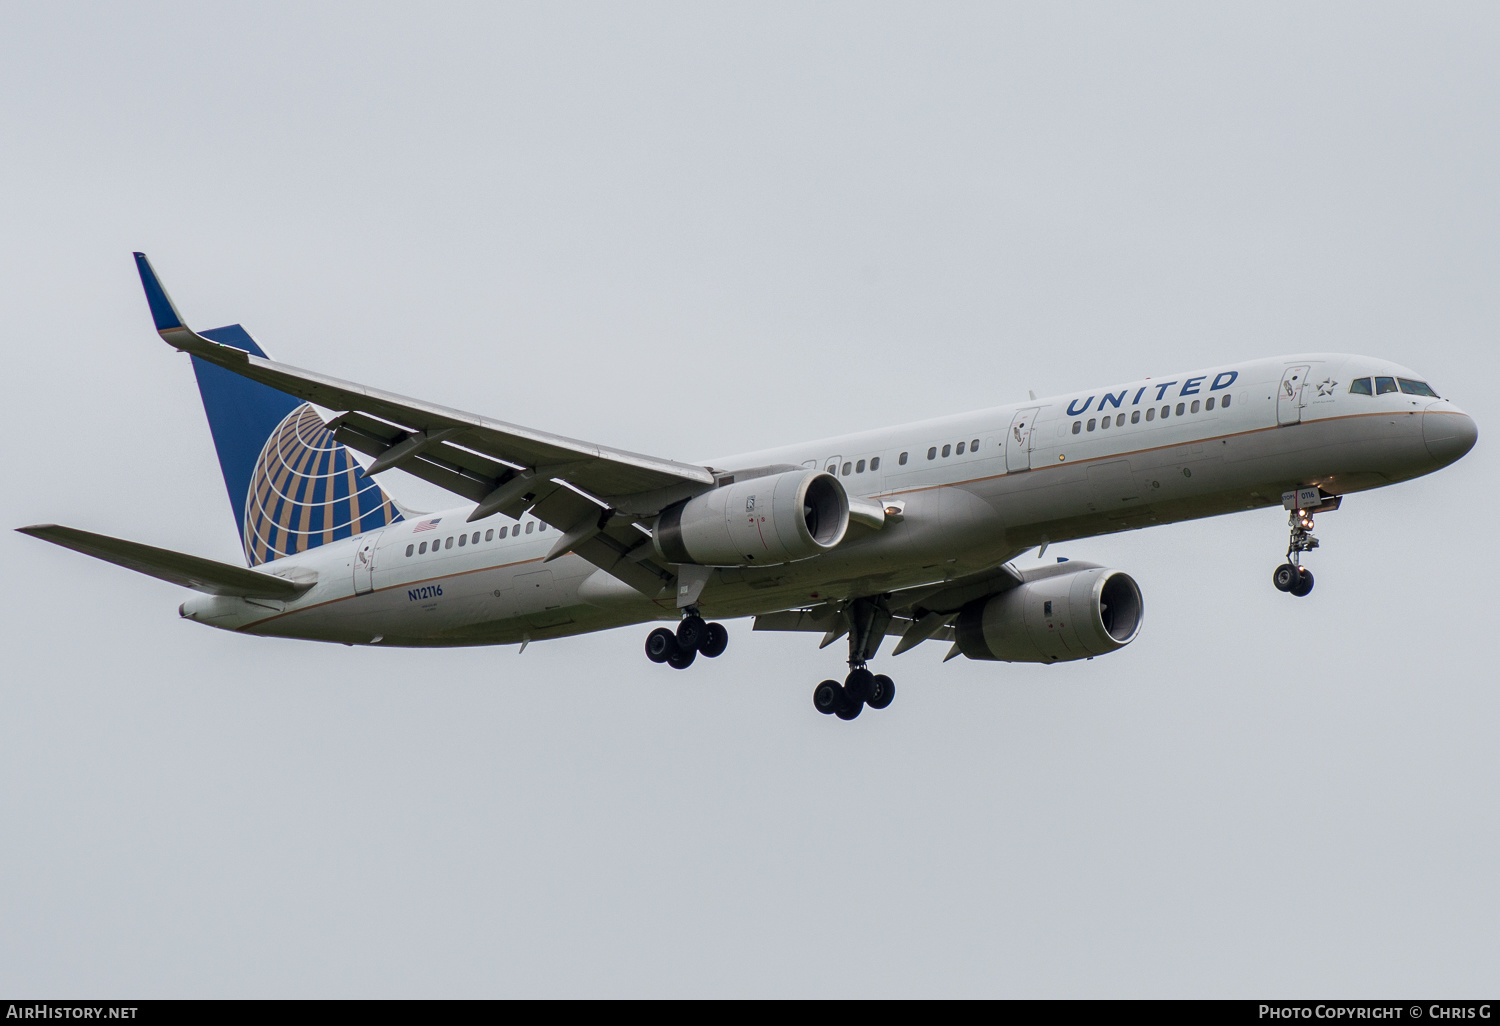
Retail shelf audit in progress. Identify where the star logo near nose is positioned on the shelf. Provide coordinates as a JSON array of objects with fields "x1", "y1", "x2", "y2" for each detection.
[{"x1": 1314, "y1": 378, "x2": 1338, "y2": 397}]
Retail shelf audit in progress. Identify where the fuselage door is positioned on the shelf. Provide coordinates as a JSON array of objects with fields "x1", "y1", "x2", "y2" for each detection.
[
  {"x1": 516, "y1": 568, "x2": 572, "y2": 628},
  {"x1": 352, "y1": 533, "x2": 379, "y2": 595},
  {"x1": 1278, "y1": 366, "x2": 1311, "y2": 426},
  {"x1": 1007, "y1": 408, "x2": 1041, "y2": 472}
]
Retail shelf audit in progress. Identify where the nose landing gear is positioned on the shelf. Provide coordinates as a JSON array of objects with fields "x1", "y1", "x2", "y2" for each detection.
[
  {"x1": 1272, "y1": 561, "x2": 1314, "y2": 596},
  {"x1": 1272, "y1": 507, "x2": 1319, "y2": 598},
  {"x1": 811, "y1": 597, "x2": 897, "y2": 721},
  {"x1": 644, "y1": 610, "x2": 729, "y2": 669}
]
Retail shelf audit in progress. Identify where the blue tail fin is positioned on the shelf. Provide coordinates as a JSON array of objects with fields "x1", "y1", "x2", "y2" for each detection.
[{"x1": 187, "y1": 323, "x2": 403, "y2": 566}]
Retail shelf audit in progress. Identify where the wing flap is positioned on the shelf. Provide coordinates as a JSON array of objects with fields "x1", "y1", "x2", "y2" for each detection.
[
  {"x1": 529, "y1": 487, "x2": 674, "y2": 596},
  {"x1": 330, "y1": 411, "x2": 520, "y2": 484},
  {"x1": 886, "y1": 561, "x2": 1027, "y2": 617},
  {"x1": 18, "y1": 525, "x2": 312, "y2": 599},
  {"x1": 753, "y1": 610, "x2": 923, "y2": 638}
]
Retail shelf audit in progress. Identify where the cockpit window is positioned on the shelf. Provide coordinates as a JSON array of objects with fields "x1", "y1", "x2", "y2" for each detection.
[
  {"x1": 1398, "y1": 378, "x2": 1439, "y2": 398},
  {"x1": 1375, "y1": 376, "x2": 1398, "y2": 395},
  {"x1": 1349, "y1": 377, "x2": 1373, "y2": 396}
]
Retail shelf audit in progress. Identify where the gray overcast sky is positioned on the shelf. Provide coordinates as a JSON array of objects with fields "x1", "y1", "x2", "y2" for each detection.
[{"x1": 2, "y1": 2, "x2": 1496, "y2": 997}]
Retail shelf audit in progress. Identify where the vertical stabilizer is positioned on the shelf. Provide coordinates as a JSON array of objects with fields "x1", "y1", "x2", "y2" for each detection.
[
  {"x1": 133, "y1": 253, "x2": 403, "y2": 566},
  {"x1": 190, "y1": 324, "x2": 299, "y2": 535},
  {"x1": 189, "y1": 325, "x2": 403, "y2": 566}
]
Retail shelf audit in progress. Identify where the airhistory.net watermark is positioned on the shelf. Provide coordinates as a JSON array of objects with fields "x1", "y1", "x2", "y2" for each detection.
[{"x1": 6, "y1": 1007, "x2": 137, "y2": 1020}]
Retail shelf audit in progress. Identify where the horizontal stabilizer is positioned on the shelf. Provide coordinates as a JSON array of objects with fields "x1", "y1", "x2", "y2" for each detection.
[{"x1": 17, "y1": 525, "x2": 314, "y2": 599}]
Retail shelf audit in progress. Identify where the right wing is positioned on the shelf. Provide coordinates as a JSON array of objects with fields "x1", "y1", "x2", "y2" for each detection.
[
  {"x1": 135, "y1": 253, "x2": 711, "y2": 596},
  {"x1": 17, "y1": 525, "x2": 314, "y2": 599},
  {"x1": 751, "y1": 560, "x2": 1029, "y2": 660}
]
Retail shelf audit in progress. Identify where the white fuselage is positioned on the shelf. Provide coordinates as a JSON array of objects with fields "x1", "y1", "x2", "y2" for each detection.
[{"x1": 179, "y1": 353, "x2": 1475, "y2": 647}]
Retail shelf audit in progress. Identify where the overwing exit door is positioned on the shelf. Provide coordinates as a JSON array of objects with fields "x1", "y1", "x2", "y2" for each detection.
[
  {"x1": 517, "y1": 568, "x2": 572, "y2": 628},
  {"x1": 1006, "y1": 408, "x2": 1041, "y2": 472},
  {"x1": 1278, "y1": 365, "x2": 1311, "y2": 426}
]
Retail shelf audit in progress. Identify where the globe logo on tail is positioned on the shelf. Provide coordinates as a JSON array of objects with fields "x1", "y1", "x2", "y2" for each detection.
[{"x1": 242, "y1": 404, "x2": 402, "y2": 566}]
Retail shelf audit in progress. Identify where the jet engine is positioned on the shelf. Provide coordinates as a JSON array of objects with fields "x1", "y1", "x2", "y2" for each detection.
[
  {"x1": 954, "y1": 564, "x2": 1143, "y2": 663},
  {"x1": 653, "y1": 469, "x2": 849, "y2": 567}
]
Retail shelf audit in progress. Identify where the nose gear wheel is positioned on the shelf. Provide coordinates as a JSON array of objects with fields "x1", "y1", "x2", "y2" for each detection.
[{"x1": 1272, "y1": 507, "x2": 1320, "y2": 598}]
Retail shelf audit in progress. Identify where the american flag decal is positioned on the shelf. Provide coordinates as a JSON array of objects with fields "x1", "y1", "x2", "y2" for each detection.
[{"x1": 412, "y1": 518, "x2": 442, "y2": 533}]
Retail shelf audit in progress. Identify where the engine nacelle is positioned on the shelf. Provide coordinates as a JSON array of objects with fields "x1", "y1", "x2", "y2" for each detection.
[
  {"x1": 955, "y1": 565, "x2": 1144, "y2": 663},
  {"x1": 653, "y1": 469, "x2": 849, "y2": 567}
]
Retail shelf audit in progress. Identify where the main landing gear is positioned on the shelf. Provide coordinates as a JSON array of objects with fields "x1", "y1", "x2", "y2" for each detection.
[
  {"x1": 812, "y1": 668, "x2": 895, "y2": 720},
  {"x1": 812, "y1": 596, "x2": 896, "y2": 722},
  {"x1": 644, "y1": 611, "x2": 728, "y2": 669},
  {"x1": 1272, "y1": 508, "x2": 1318, "y2": 598}
]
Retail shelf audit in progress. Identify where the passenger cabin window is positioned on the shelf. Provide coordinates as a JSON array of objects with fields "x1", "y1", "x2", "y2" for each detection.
[
  {"x1": 1205, "y1": 397, "x2": 1215, "y2": 410},
  {"x1": 1100, "y1": 416, "x2": 1110, "y2": 430},
  {"x1": 445, "y1": 536, "x2": 454, "y2": 549},
  {"x1": 970, "y1": 438, "x2": 979, "y2": 451},
  {"x1": 472, "y1": 532, "x2": 480, "y2": 544},
  {"x1": 418, "y1": 541, "x2": 427, "y2": 554},
  {"x1": 538, "y1": 522, "x2": 546, "y2": 532},
  {"x1": 1146, "y1": 408, "x2": 1155, "y2": 421},
  {"x1": 406, "y1": 544, "x2": 414, "y2": 557},
  {"x1": 1087, "y1": 418, "x2": 1096, "y2": 431},
  {"x1": 1131, "y1": 411, "x2": 1140, "y2": 424},
  {"x1": 1190, "y1": 400, "x2": 1200, "y2": 414},
  {"x1": 826, "y1": 463, "x2": 836, "y2": 473},
  {"x1": 898, "y1": 452, "x2": 908, "y2": 465},
  {"x1": 1115, "y1": 414, "x2": 1125, "y2": 427},
  {"x1": 458, "y1": 534, "x2": 466, "y2": 546},
  {"x1": 1175, "y1": 403, "x2": 1185, "y2": 416},
  {"x1": 956, "y1": 441, "x2": 966, "y2": 454},
  {"x1": 1072, "y1": 421, "x2": 1082, "y2": 434},
  {"x1": 1375, "y1": 376, "x2": 1398, "y2": 395},
  {"x1": 1160, "y1": 405, "x2": 1170, "y2": 419},
  {"x1": 1349, "y1": 377, "x2": 1373, "y2": 395},
  {"x1": 525, "y1": 522, "x2": 534, "y2": 534},
  {"x1": 842, "y1": 462, "x2": 852, "y2": 475},
  {"x1": 1399, "y1": 379, "x2": 1440, "y2": 397},
  {"x1": 942, "y1": 444, "x2": 951, "y2": 457},
  {"x1": 856, "y1": 459, "x2": 865, "y2": 473},
  {"x1": 871, "y1": 456, "x2": 881, "y2": 470},
  {"x1": 485, "y1": 529, "x2": 493, "y2": 541},
  {"x1": 927, "y1": 447, "x2": 937, "y2": 460}
]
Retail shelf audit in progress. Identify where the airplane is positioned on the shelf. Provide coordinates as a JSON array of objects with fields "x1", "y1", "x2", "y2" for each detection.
[{"x1": 18, "y1": 254, "x2": 1479, "y2": 720}]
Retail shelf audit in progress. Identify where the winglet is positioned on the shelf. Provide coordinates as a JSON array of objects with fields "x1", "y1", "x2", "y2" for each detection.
[{"x1": 133, "y1": 252, "x2": 187, "y2": 333}]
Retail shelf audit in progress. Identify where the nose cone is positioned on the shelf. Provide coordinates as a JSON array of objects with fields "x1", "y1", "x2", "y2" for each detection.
[{"x1": 1423, "y1": 405, "x2": 1478, "y2": 467}]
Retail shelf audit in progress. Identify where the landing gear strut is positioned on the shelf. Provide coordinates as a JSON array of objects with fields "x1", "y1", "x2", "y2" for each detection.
[
  {"x1": 812, "y1": 596, "x2": 897, "y2": 721},
  {"x1": 644, "y1": 610, "x2": 729, "y2": 669},
  {"x1": 1272, "y1": 508, "x2": 1317, "y2": 598}
]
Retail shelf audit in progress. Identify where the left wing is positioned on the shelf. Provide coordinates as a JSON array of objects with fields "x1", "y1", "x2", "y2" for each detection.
[{"x1": 134, "y1": 253, "x2": 707, "y2": 596}]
